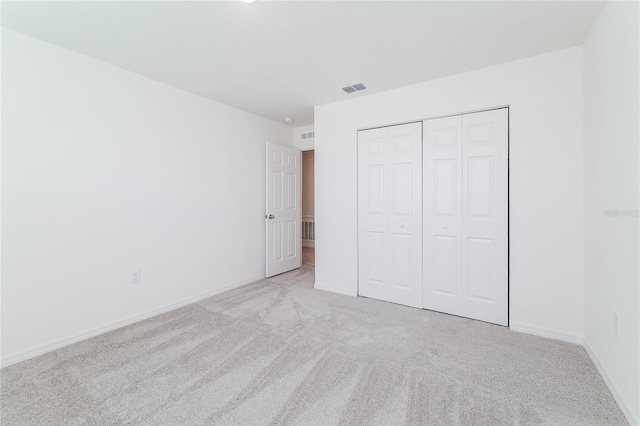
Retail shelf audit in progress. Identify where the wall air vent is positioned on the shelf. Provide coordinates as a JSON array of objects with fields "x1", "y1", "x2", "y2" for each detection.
[
  {"x1": 342, "y1": 83, "x2": 367, "y2": 94},
  {"x1": 301, "y1": 132, "x2": 315, "y2": 140}
]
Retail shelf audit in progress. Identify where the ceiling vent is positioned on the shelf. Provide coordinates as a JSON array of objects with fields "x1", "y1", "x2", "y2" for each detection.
[{"x1": 342, "y1": 83, "x2": 367, "y2": 94}]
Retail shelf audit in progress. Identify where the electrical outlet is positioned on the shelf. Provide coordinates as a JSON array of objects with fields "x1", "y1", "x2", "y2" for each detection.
[
  {"x1": 613, "y1": 312, "x2": 620, "y2": 335},
  {"x1": 131, "y1": 269, "x2": 141, "y2": 283}
]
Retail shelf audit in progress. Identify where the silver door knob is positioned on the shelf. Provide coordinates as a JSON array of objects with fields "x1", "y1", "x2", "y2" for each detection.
[
  {"x1": 442, "y1": 225, "x2": 448, "y2": 229},
  {"x1": 265, "y1": 214, "x2": 274, "y2": 219},
  {"x1": 400, "y1": 224, "x2": 405, "y2": 228}
]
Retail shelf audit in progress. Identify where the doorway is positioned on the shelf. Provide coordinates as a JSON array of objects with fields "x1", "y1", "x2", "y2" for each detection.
[{"x1": 302, "y1": 150, "x2": 315, "y2": 268}]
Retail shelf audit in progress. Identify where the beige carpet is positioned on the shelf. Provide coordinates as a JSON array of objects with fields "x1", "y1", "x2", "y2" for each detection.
[{"x1": 0, "y1": 249, "x2": 627, "y2": 425}]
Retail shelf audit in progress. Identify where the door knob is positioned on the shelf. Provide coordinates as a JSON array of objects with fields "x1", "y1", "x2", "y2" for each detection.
[
  {"x1": 400, "y1": 224, "x2": 405, "y2": 228},
  {"x1": 442, "y1": 225, "x2": 448, "y2": 229},
  {"x1": 265, "y1": 214, "x2": 275, "y2": 219}
]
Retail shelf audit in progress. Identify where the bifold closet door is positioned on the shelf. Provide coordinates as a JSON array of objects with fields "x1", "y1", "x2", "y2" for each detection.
[
  {"x1": 423, "y1": 115, "x2": 463, "y2": 316},
  {"x1": 423, "y1": 108, "x2": 508, "y2": 326},
  {"x1": 358, "y1": 122, "x2": 423, "y2": 308}
]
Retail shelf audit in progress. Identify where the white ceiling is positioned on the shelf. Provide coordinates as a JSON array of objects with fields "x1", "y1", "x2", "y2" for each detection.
[{"x1": 2, "y1": 1, "x2": 604, "y2": 127}]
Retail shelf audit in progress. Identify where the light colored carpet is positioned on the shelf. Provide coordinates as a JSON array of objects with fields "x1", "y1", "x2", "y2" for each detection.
[{"x1": 1, "y1": 249, "x2": 627, "y2": 425}]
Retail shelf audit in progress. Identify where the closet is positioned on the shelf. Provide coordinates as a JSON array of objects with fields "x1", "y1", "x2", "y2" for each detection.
[{"x1": 357, "y1": 108, "x2": 508, "y2": 326}]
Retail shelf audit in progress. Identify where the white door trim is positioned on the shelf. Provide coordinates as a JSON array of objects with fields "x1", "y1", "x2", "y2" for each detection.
[{"x1": 357, "y1": 105, "x2": 509, "y2": 132}]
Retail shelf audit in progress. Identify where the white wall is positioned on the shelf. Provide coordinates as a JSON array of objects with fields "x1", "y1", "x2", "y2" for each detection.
[
  {"x1": 583, "y1": 2, "x2": 639, "y2": 423},
  {"x1": 1, "y1": 29, "x2": 293, "y2": 365},
  {"x1": 294, "y1": 125, "x2": 315, "y2": 151},
  {"x1": 315, "y1": 46, "x2": 585, "y2": 342}
]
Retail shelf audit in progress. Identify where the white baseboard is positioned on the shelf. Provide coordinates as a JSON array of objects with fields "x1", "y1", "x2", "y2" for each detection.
[
  {"x1": 584, "y1": 337, "x2": 639, "y2": 425},
  {"x1": 509, "y1": 321, "x2": 583, "y2": 345},
  {"x1": 314, "y1": 282, "x2": 358, "y2": 297},
  {"x1": 0, "y1": 274, "x2": 265, "y2": 369}
]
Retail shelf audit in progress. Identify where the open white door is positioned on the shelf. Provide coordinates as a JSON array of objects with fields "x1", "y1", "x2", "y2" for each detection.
[{"x1": 266, "y1": 143, "x2": 302, "y2": 278}]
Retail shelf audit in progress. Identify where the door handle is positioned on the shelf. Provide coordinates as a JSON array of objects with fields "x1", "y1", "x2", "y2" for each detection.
[
  {"x1": 442, "y1": 225, "x2": 448, "y2": 229},
  {"x1": 265, "y1": 214, "x2": 275, "y2": 219}
]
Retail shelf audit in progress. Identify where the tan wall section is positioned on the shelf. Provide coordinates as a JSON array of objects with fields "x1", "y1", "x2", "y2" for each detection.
[{"x1": 302, "y1": 151, "x2": 315, "y2": 218}]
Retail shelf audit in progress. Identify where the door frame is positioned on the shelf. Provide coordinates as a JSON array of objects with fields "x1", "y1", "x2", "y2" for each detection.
[{"x1": 356, "y1": 105, "x2": 510, "y2": 326}]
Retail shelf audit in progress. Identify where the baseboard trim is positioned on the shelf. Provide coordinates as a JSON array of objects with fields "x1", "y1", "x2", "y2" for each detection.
[
  {"x1": 314, "y1": 282, "x2": 358, "y2": 297},
  {"x1": 0, "y1": 274, "x2": 265, "y2": 369},
  {"x1": 509, "y1": 321, "x2": 583, "y2": 345},
  {"x1": 584, "y1": 337, "x2": 639, "y2": 425}
]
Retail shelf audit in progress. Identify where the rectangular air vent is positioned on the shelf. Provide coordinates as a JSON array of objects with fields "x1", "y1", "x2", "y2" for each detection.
[
  {"x1": 301, "y1": 132, "x2": 315, "y2": 140},
  {"x1": 342, "y1": 83, "x2": 367, "y2": 94}
]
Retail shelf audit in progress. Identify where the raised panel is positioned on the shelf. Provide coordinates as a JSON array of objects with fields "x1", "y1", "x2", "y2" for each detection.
[
  {"x1": 434, "y1": 127, "x2": 457, "y2": 149},
  {"x1": 286, "y1": 221, "x2": 296, "y2": 257},
  {"x1": 468, "y1": 156, "x2": 494, "y2": 217},
  {"x1": 434, "y1": 236, "x2": 456, "y2": 295},
  {"x1": 368, "y1": 165, "x2": 384, "y2": 215},
  {"x1": 434, "y1": 159, "x2": 456, "y2": 216},
  {"x1": 368, "y1": 232, "x2": 385, "y2": 284},
  {"x1": 392, "y1": 233, "x2": 411, "y2": 288},
  {"x1": 467, "y1": 238, "x2": 493, "y2": 301},
  {"x1": 392, "y1": 163, "x2": 411, "y2": 216},
  {"x1": 392, "y1": 134, "x2": 411, "y2": 153},
  {"x1": 368, "y1": 138, "x2": 384, "y2": 155},
  {"x1": 468, "y1": 123, "x2": 494, "y2": 146},
  {"x1": 273, "y1": 151, "x2": 284, "y2": 165},
  {"x1": 272, "y1": 171, "x2": 283, "y2": 210},
  {"x1": 287, "y1": 173, "x2": 296, "y2": 209},
  {"x1": 272, "y1": 222, "x2": 283, "y2": 261},
  {"x1": 287, "y1": 154, "x2": 296, "y2": 167}
]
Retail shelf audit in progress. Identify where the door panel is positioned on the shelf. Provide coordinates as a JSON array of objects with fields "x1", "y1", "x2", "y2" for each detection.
[
  {"x1": 392, "y1": 233, "x2": 412, "y2": 288},
  {"x1": 367, "y1": 165, "x2": 384, "y2": 215},
  {"x1": 468, "y1": 156, "x2": 494, "y2": 218},
  {"x1": 462, "y1": 109, "x2": 508, "y2": 325},
  {"x1": 423, "y1": 115, "x2": 463, "y2": 315},
  {"x1": 273, "y1": 172, "x2": 283, "y2": 210},
  {"x1": 467, "y1": 237, "x2": 493, "y2": 301},
  {"x1": 266, "y1": 143, "x2": 301, "y2": 278},
  {"x1": 392, "y1": 163, "x2": 412, "y2": 216},
  {"x1": 433, "y1": 236, "x2": 456, "y2": 295},
  {"x1": 287, "y1": 173, "x2": 297, "y2": 209},
  {"x1": 434, "y1": 159, "x2": 457, "y2": 216},
  {"x1": 286, "y1": 221, "x2": 297, "y2": 257},
  {"x1": 424, "y1": 108, "x2": 508, "y2": 326},
  {"x1": 368, "y1": 231, "x2": 385, "y2": 283},
  {"x1": 358, "y1": 122, "x2": 422, "y2": 308}
]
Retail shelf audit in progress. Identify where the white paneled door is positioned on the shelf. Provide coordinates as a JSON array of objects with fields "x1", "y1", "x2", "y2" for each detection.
[
  {"x1": 423, "y1": 115, "x2": 463, "y2": 316},
  {"x1": 266, "y1": 143, "x2": 302, "y2": 278},
  {"x1": 423, "y1": 108, "x2": 508, "y2": 325},
  {"x1": 357, "y1": 122, "x2": 423, "y2": 308}
]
